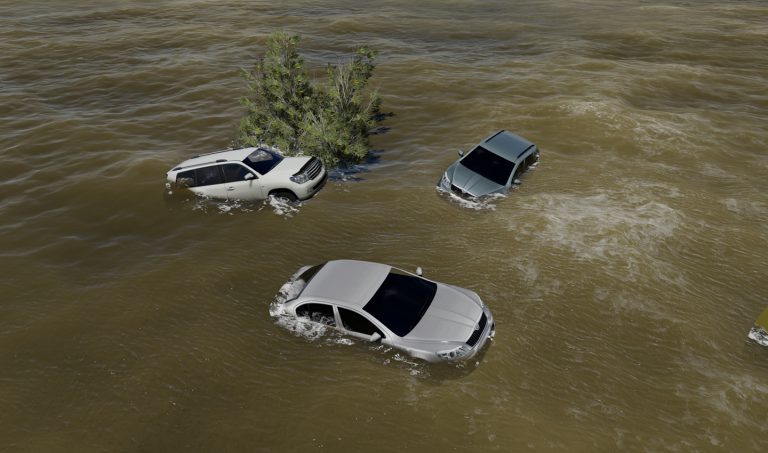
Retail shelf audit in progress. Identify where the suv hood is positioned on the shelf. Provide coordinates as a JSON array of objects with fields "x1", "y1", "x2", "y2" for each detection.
[
  {"x1": 405, "y1": 283, "x2": 482, "y2": 342},
  {"x1": 266, "y1": 156, "x2": 312, "y2": 179},
  {"x1": 448, "y1": 163, "x2": 505, "y2": 197}
]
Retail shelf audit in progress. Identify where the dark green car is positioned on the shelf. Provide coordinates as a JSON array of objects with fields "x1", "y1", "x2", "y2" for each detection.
[{"x1": 438, "y1": 130, "x2": 539, "y2": 197}]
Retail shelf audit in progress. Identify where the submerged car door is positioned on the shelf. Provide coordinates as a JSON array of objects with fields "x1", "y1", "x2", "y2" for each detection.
[
  {"x1": 338, "y1": 307, "x2": 386, "y2": 341},
  {"x1": 222, "y1": 163, "x2": 262, "y2": 201},
  {"x1": 189, "y1": 165, "x2": 229, "y2": 200}
]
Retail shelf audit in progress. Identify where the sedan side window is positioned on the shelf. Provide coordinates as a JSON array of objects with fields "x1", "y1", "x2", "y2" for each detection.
[
  {"x1": 339, "y1": 307, "x2": 383, "y2": 337},
  {"x1": 194, "y1": 165, "x2": 225, "y2": 187},
  {"x1": 296, "y1": 303, "x2": 336, "y2": 326},
  {"x1": 222, "y1": 163, "x2": 253, "y2": 182}
]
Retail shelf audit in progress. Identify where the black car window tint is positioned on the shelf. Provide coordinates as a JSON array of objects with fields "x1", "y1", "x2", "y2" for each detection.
[
  {"x1": 222, "y1": 164, "x2": 252, "y2": 182},
  {"x1": 459, "y1": 146, "x2": 515, "y2": 186},
  {"x1": 363, "y1": 271, "x2": 437, "y2": 337},
  {"x1": 339, "y1": 308, "x2": 383, "y2": 337},
  {"x1": 194, "y1": 165, "x2": 225, "y2": 187}
]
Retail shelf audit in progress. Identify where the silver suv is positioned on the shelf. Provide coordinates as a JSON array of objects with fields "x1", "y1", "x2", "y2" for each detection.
[
  {"x1": 279, "y1": 260, "x2": 495, "y2": 363},
  {"x1": 438, "y1": 130, "x2": 539, "y2": 197},
  {"x1": 166, "y1": 147, "x2": 327, "y2": 202}
]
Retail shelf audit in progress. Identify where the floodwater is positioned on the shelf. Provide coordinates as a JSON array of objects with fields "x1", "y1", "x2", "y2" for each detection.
[{"x1": 1, "y1": 0, "x2": 767, "y2": 451}]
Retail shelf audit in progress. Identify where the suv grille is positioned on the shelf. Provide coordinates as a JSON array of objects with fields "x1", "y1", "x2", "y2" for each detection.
[
  {"x1": 450, "y1": 184, "x2": 466, "y2": 196},
  {"x1": 466, "y1": 312, "x2": 487, "y2": 347},
  {"x1": 303, "y1": 157, "x2": 323, "y2": 180}
]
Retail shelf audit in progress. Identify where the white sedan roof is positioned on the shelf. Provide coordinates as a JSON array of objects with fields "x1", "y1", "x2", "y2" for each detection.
[{"x1": 301, "y1": 260, "x2": 391, "y2": 308}]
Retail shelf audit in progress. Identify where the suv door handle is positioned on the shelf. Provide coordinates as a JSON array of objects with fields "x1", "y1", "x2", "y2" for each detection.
[{"x1": 226, "y1": 187, "x2": 235, "y2": 191}]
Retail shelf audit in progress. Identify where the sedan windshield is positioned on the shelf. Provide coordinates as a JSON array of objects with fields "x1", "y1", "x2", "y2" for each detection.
[
  {"x1": 459, "y1": 145, "x2": 515, "y2": 186},
  {"x1": 363, "y1": 270, "x2": 437, "y2": 337},
  {"x1": 243, "y1": 148, "x2": 283, "y2": 175},
  {"x1": 288, "y1": 263, "x2": 325, "y2": 301}
]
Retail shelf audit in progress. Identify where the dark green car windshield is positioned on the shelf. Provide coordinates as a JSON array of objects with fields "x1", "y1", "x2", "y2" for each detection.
[{"x1": 459, "y1": 145, "x2": 515, "y2": 186}]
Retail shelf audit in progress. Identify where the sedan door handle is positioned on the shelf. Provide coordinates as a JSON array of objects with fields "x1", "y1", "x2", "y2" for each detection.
[{"x1": 226, "y1": 187, "x2": 235, "y2": 191}]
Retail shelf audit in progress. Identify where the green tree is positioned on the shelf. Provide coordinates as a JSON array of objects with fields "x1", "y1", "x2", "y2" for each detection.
[
  {"x1": 239, "y1": 32, "x2": 312, "y2": 153},
  {"x1": 239, "y1": 32, "x2": 384, "y2": 168}
]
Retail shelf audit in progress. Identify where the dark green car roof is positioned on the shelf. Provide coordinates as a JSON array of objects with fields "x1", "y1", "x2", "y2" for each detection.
[{"x1": 481, "y1": 130, "x2": 536, "y2": 162}]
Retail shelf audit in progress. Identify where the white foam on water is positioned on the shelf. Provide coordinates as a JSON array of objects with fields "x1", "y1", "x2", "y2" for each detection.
[
  {"x1": 515, "y1": 188, "x2": 691, "y2": 322},
  {"x1": 436, "y1": 186, "x2": 507, "y2": 211},
  {"x1": 269, "y1": 278, "x2": 330, "y2": 342},
  {"x1": 675, "y1": 353, "x2": 768, "y2": 428},
  {"x1": 260, "y1": 195, "x2": 302, "y2": 218},
  {"x1": 560, "y1": 98, "x2": 706, "y2": 157},
  {"x1": 216, "y1": 200, "x2": 255, "y2": 215},
  {"x1": 722, "y1": 198, "x2": 768, "y2": 217},
  {"x1": 561, "y1": 99, "x2": 621, "y2": 121},
  {"x1": 748, "y1": 326, "x2": 768, "y2": 347},
  {"x1": 174, "y1": 190, "x2": 301, "y2": 217},
  {"x1": 391, "y1": 353, "x2": 427, "y2": 376},
  {"x1": 184, "y1": 195, "x2": 259, "y2": 215},
  {"x1": 518, "y1": 192, "x2": 682, "y2": 262}
]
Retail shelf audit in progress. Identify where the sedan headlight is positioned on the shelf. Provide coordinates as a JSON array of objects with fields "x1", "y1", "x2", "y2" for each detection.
[
  {"x1": 290, "y1": 173, "x2": 309, "y2": 184},
  {"x1": 436, "y1": 344, "x2": 471, "y2": 361}
]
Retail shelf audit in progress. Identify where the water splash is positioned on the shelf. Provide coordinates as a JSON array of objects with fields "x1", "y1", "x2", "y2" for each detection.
[
  {"x1": 436, "y1": 186, "x2": 507, "y2": 211},
  {"x1": 269, "y1": 278, "x2": 328, "y2": 342},
  {"x1": 166, "y1": 190, "x2": 301, "y2": 217},
  {"x1": 748, "y1": 326, "x2": 768, "y2": 347},
  {"x1": 260, "y1": 195, "x2": 302, "y2": 218}
]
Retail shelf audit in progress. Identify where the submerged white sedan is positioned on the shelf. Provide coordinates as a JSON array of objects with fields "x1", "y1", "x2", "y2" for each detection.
[{"x1": 280, "y1": 260, "x2": 495, "y2": 362}]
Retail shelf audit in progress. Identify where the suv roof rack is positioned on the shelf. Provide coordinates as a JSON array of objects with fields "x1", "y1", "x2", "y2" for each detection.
[{"x1": 192, "y1": 148, "x2": 234, "y2": 159}]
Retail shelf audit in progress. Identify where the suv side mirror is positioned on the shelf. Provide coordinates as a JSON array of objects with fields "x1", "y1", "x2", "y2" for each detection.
[
  {"x1": 458, "y1": 150, "x2": 464, "y2": 157},
  {"x1": 369, "y1": 332, "x2": 382, "y2": 342},
  {"x1": 244, "y1": 173, "x2": 255, "y2": 180}
]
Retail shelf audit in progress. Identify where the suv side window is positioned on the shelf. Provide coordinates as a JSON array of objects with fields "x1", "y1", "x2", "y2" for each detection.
[
  {"x1": 176, "y1": 170, "x2": 196, "y2": 188},
  {"x1": 296, "y1": 303, "x2": 336, "y2": 326},
  {"x1": 339, "y1": 307, "x2": 383, "y2": 337},
  {"x1": 222, "y1": 163, "x2": 253, "y2": 182},
  {"x1": 195, "y1": 165, "x2": 225, "y2": 187}
]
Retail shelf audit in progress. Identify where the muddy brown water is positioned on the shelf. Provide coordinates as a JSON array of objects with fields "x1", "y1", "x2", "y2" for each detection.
[{"x1": 1, "y1": 0, "x2": 767, "y2": 451}]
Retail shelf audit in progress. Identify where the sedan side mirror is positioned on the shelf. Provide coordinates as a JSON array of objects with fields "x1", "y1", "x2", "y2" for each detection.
[
  {"x1": 244, "y1": 173, "x2": 255, "y2": 180},
  {"x1": 458, "y1": 150, "x2": 464, "y2": 157},
  {"x1": 369, "y1": 332, "x2": 382, "y2": 342}
]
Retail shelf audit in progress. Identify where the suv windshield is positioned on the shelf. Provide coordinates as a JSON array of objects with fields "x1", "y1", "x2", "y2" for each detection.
[
  {"x1": 363, "y1": 270, "x2": 437, "y2": 337},
  {"x1": 243, "y1": 148, "x2": 283, "y2": 175},
  {"x1": 459, "y1": 145, "x2": 515, "y2": 186}
]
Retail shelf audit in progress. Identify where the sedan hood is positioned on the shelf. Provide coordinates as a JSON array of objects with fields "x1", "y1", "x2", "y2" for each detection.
[
  {"x1": 405, "y1": 283, "x2": 482, "y2": 342},
  {"x1": 448, "y1": 163, "x2": 505, "y2": 197}
]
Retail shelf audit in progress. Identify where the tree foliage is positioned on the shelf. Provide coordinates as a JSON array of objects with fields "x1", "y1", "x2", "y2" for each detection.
[{"x1": 239, "y1": 32, "x2": 383, "y2": 168}]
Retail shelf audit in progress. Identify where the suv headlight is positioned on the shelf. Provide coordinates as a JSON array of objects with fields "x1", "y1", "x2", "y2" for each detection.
[
  {"x1": 436, "y1": 345, "x2": 471, "y2": 361},
  {"x1": 440, "y1": 173, "x2": 450, "y2": 188},
  {"x1": 290, "y1": 173, "x2": 309, "y2": 184}
]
